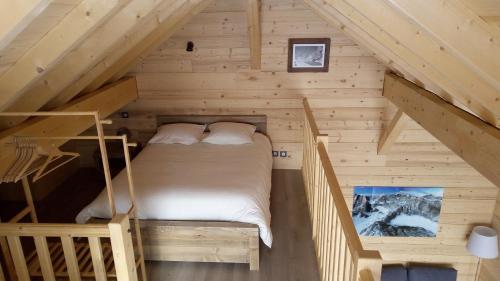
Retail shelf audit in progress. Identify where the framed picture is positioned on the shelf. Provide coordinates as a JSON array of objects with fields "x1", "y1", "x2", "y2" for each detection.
[
  {"x1": 352, "y1": 186, "x2": 444, "y2": 237},
  {"x1": 287, "y1": 38, "x2": 330, "y2": 72}
]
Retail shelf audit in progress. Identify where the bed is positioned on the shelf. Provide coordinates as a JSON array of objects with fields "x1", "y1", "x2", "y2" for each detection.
[{"x1": 76, "y1": 115, "x2": 272, "y2": 270}]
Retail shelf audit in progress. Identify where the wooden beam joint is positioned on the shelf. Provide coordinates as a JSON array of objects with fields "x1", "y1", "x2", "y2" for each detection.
[
  {"x1": 377, "y1": 109, "x2": 410, "y2": 154},
  {"x1": 383, "y1": 73, "x2": 500, "y2": 188}
]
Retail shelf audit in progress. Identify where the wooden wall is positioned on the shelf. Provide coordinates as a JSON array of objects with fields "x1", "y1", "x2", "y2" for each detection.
[
  {"x1": 120, "y1": 0, "x2": 499, "y2": 280},
  {"x1": 478, "y1": 192, "x2": 500, "y2": 281}
]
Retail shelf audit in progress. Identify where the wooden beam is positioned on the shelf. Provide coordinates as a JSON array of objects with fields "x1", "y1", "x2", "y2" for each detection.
[
  {"x1": 384, "y1": 73, "x2": 500, "y2": 188},
  {"x1": 385, "y1": 0, "x2": 500, "y2": 90},
  {"x1": 0, "y1": 0, "x2": 51, "y2": 51},
  {"x1": 0, "y1": 0, "x2": 123, "y2": 111},
  {"x1": 311, "y1": 0, "x2": 500, "y2": 127},
  {"x1": 302, "y1": 0, "x2": 474, "y2": 116},
  {"x1": 0, "y1": 0, "x2": 165, "y2": 125},
  {"x1": 247, "y1": 0, "x2": 261, "y2": 70},
  {"x1": 74, "y1": 0, "x2": 215, "y2": 95},
  {"x1": 377, "y1": 109, "x2": 410, "y2": 154},
  {"x1": 0, "y1": 77, "x2": 138, "y2": 178}
]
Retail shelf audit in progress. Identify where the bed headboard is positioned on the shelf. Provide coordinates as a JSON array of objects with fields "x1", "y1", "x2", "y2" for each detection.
[{"x1": 156, "y1": 115, "x2": 267, "y2": 134}]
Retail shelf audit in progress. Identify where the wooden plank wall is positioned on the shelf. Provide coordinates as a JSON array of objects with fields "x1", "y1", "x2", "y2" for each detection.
[
  {"x1": 478, "y1": 192, "x2": 500, "y2": 281},
  {"x1": 119, "y1": 0, "x2": 499, "y2": 280},
  {"x1": 122, "y1": 0, "x2": 382, "y2": 169}
]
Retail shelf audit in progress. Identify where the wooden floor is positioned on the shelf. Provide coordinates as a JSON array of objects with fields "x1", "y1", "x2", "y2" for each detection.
[{"x1": 145, "y1": 169, "x2": 320, "y2": 281}]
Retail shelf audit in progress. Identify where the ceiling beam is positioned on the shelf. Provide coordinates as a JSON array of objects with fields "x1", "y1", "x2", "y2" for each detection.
[
  {"x1": 386, "y1": 0, "x2": 500, "y2": 90},
  {"x1": 0, "y1": 0, "x2": 165, "y2": 129},
  {"x1": 81, "y1": 0, "x2": 215, "y2": 94},
  {"x1": 313, "y1": 0, "x2": 500, "y2": 127},
  {"x1": 0, "y1": 0, "x2": 51, "y2": 51},
  {"x1": 377, "y1": 109, "x2": 410, "y2": 154},
  {"x1": 303, "y1": 0, "x2": 479, "y2": 117},
  {"x1": 44, "y1": 0, "x2": 213, "y2": 109},
  {"x1": 0, "y1": 77, "x2": 137, "y2": 178},
  {"x1": 384, "y1": 73, "x2": 500, "y2": 188},
  {"x1": 247, "y1": 0, "x2": 261, "y2": 70},
  {"x1": 0, "y1": 0, "x2": 123, "y2": 112}
]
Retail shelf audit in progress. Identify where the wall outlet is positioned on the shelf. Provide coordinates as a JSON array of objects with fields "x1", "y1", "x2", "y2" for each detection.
[
  {"x1": 120, "y1": 111, "x2": 129, "y2": 118},
  {"x1": 279, "y1": 151, "x2": 287, "y2": 157},
  {"x1": 272, "y1": 151, "x2": 279, "y2": 157}
]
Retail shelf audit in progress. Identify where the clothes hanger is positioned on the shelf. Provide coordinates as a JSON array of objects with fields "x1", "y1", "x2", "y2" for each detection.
[{"x1": 31, "y1": 146, "x2": 80, "y2": 182}]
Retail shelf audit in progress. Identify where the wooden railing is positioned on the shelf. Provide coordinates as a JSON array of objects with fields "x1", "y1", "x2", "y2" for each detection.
[
  {"x1": 0, "y1": 214, "x2": 138, "y2": 281},
  {"x1": 302, "y1": 98, "x2": 382, "y2": 281}
]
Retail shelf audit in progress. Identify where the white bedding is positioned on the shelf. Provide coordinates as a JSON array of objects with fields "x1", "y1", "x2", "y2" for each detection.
[{"x1": 76, "y1": 133, "x2": 273, "y2": 247}]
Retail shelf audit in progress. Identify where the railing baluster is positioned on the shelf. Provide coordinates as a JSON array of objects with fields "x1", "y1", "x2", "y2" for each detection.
[
  {"x1": 338, "y1": 232, "x2": 346, "y2": 281},
  {"x1": 34, "y1": 236, "x2": 56, "y2": 281},
  {"x1": 89, "y1": 237, "x2": 108, "y2": 281},
  {"x1": 302, "y1": 98, "x2": 382, "y2": 281},
  {"x1": 61, "y1": 236, "x2": 82, "y2": 281},
  {"x1": 0, "y1": 258, "x2": 5, "y2": 281},
  {"x1": 6, "y1": 236, "x2": 30, "y2": 281}
]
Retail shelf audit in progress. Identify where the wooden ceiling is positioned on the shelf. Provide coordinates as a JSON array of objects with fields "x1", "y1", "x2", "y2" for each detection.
[{"x1": 0, "y1": 0, "x2": 499, "y2": 129}]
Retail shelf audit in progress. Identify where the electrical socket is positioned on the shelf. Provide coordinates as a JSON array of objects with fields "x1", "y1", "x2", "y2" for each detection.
[
  {"x1": 279, "y1": 151, "x2": 287, "y2": 157},
  {"x1": 272, "y1": 151, "x2": 279, "y2": 157}
]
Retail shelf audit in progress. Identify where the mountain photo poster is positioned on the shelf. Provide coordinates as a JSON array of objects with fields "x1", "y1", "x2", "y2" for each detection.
[{"x1": 352, "y1": 186, "x2": 443, "y2": 237}]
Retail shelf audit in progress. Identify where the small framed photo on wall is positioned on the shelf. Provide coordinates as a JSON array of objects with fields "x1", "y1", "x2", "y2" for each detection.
[{"x1": 287, "y1": 38, "x2": 331, "y2": 73}]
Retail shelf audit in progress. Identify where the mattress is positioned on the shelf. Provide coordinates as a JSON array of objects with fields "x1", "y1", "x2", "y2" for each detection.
[{"x1": 76, "y1": 133, "x2": 273, "y2": 247}]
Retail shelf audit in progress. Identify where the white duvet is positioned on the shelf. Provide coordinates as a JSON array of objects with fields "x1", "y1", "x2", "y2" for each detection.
[{"x1": 76, "y1": 133, "x2": 273, "y2": 247}]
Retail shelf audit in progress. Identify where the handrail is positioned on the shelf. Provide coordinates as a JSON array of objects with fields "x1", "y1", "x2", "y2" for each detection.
[
  {"x1": 0, "y1": 223, "x2": 110, "y2": 237},
  {"x1": 302, "y1": 98, "x2": 382, "y2": 281},
  {"x1": 303, "y1": 98, "x2": 325, "y2": 139},
  {"x1": 0, "y1": 214, "x2": 138, "y2": 281},
  {"x1": 317, "y1": 141, "x2": 364, "y2": 252}
]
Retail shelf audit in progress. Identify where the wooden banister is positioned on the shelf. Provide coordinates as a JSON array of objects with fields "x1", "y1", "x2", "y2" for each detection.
[
  {"x1": 302, "y1": 98, "x2": 382, "y2": 281},
  {"x1": 109, "y1": 214, "x2": 138, "y2": 281},
  {"x1": 0, "y1": 223, "x2": 110, "y2": 237},
  {"x1": 317, "y1": 141, "x2": 364, "y2": 253},
  {"x1": 303, "y1": 98, "x2": 328, "y2": 143},
  {"x1": 0, "y1": 214, "x2": 138, "y2": 281}
]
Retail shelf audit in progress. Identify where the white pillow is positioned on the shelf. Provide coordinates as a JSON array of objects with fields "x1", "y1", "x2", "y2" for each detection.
[
  {"x1": 148, "y1": 123, "x2": 206, "y2": 145},
  {"x1": 202, "y1": 122, "x2": 256, "y2": 145}
]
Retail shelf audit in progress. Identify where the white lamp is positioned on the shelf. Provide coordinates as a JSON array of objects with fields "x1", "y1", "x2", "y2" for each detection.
[
  {"x1": 467, "y1": 226, "x2": 498, "y2": 259},
  {"x1": 466, "y1": 226, "x2": 498, "y2": 281}
]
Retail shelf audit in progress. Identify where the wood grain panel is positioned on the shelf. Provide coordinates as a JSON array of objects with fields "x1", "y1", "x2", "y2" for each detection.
[{"x1": 122, "y1": 1, "x2": 499, "y2": 280}]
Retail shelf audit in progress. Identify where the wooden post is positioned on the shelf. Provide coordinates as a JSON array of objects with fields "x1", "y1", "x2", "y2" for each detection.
[
  {"x1": 109, "y1": 214, "x2": 138, "y2": 281},
  {"x1": 21, "y1": 176, "x2": 38, "y2": 223},
  {"x1": 249, "y1": 235, "x2": 259, "y2": 270},
  {"x1": 247, "y1": 0, "x2": 261, "y2": 69},
  {"x1": 121, "y1": 136, "x2": 147, "y2": 281},
  {"x1": 0, "y1": 218, "x2": 16, "y2": 281},
  {"x1": 355, "y1": 251, "x2": 383, "y2": 281}
]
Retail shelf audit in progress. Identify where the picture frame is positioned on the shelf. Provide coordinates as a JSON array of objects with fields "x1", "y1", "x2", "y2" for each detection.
[
  {"x1": 287, "y1": 38, "x2": 331, "y2": 73},
  {"x1": 352, "y1": 186, "x2": 444, "y2": 237}
]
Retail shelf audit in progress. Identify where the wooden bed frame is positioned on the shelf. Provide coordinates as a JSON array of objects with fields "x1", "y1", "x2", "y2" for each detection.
[{"x1": 127, "y1": 115, "x2": 268, "y2": 270}]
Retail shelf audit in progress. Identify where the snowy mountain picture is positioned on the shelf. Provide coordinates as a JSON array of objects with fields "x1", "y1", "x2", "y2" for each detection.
[{"x1": 352, "y1": 186, "x2": 443, "y2": 237}]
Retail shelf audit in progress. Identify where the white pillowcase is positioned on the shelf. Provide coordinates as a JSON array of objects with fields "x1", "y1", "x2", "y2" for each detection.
[
  {"x1": 149, "y1": 123, "x2": 206, "y2": 145},
  {"x1": 202, "y1": 122, "x2": 257, "y2": 145}
]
